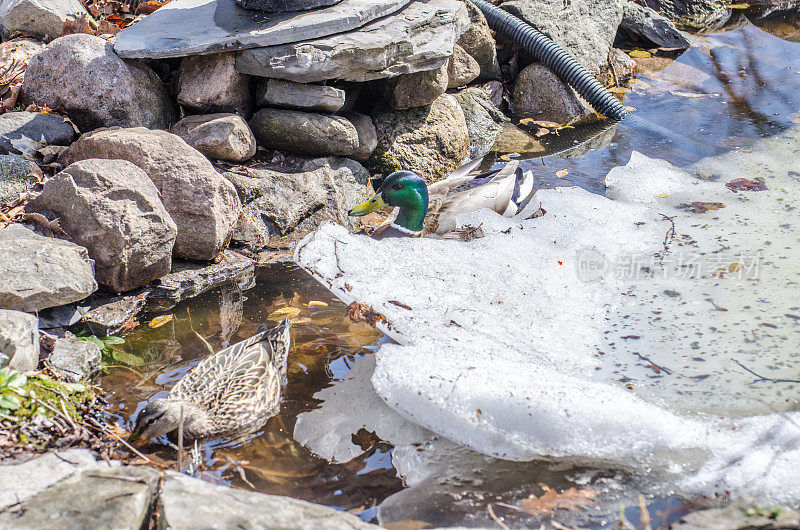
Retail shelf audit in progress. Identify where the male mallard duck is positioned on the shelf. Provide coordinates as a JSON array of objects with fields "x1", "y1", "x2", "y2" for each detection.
[
  {"x1": 130, "y1": 320, "x2": 291, "y2": 443},
  {"x1": 348, "y1": 160, "x2": 535, "y2": 239}
]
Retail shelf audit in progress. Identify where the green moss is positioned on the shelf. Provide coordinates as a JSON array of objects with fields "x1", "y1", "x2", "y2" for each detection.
[
  {"x1": 365, "y1": 146, "x2": 403, "y2": 177},
  {"x1": 0, "y1": 368, "x2": 94, "y2": 426}
]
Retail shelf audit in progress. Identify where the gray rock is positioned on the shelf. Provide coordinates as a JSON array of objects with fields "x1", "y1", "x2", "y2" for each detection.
[
  {"x1": 0, "y1": 0, "x2": 94, "y2": 42},
  {"x1": 671, "y1": 498, "x2": 800, "y2": 529},
  {"x1": 249, "y1": 108, "x2": 363, "y2": 158},
  {"x1": 46, "y1": 333, "x2": 101, "y2": 382},
  {"x1": 177, "y1": 52, "x2": 253, "y2": 118},
  {"x1": 171, "y1": 113, "x2": 257, "y2": 163},
  {"x1": 452, "y1": 87, "x2": 506, "y2": 159},
  {"x1": 0, "y1": 224, "x2": 97, "y2": 312},
  {"x1": 603, "y1": 48, "x2": 637, "y2": 87},
  {"x1": 342, "y1": 111, "x2": 377, "y2": 161},
  {"x1": 372, "y1": 94, "x2": 469, "y2": 182},
  {"x1": 236, "y1": 0, "x2": 469, "y2": 83},
  {"x1": 21, "y1": 34, "x2": 174, "y2": 132},
  {"x1": 114, "y1": 0, "x2": 413, "y2": 59},
  {"x1": 62, "y1": 128, "x2": 242, "y2": 261},
  {"x1": 457, "y1": 0, "x2": 501, "y2": 80},
  {"x1": 512, "y1": 63, "x2": 595, "y2": 125},
  {"x1": 256, "y1": 79, "x2": 345, "y2": 113},
  {"x1": 0, "y1": 449, "x2": 113, "y2": 511},
  {"x1": 643, "y1": 0, "x2": 731, "y2": 33},
  {"x1": 447, "y1": 44, "x2": 480, "y2": 89},
  {"x1": 28, "y1": 159, "x2": 177, "y2": 292},
  {"x1": 745, "y1": 2, "x2": 800, "y2": 42},
  {"x1": 82, "y1": 289, "x2": 150, "y2": 336},
  {"x1": 501, "y1": 0, "x2": 624, "y2": 74},
  {"x1": 147, "y1": 250, "x2": 255, "y2": 311},
  {"x1": 618, "y1": 2, "x2": 690, "y2": 49},
  {"x1": 159, "y1": 472, "x2": 377, "y2": 529},
  {"x1": 236, "y1": 0, "x2": 340, "y2": 12},
  {"x1": 222, "y1": 156, "x2": 370, "y2": 249},
  {"x1": 383, "y1": 63, "x2": 449, "y2": 110},
  {"x1": 0, "y1": 153, "x2": 37, "y2": 204},
  {"x1": 0, "y1": 111, "x2": 76, "y2": 155},
  {"x1": 0, "y1": 309, "x2": 39, "y2": 371},
  {"x1": 0, "y1": 466, "x2": 160, "y2": 529}
]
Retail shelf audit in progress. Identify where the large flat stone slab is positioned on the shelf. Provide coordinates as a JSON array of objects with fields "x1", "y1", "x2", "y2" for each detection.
[
  {"x1": 236, "y1": 0, "x2": 469, "y2": 83},
  {"x1": 114, "y1": 0, "x2": 412, "y2": 59}
]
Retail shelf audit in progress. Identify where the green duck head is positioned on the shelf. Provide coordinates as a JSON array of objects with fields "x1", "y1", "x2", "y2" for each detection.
[{"x1": 348, "y1": 170, "x2": 429, "y2": 233}]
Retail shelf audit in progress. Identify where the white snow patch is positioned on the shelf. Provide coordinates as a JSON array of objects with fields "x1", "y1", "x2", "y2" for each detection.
[{"x1": 294, "y1": 126, "x2": 800, "y2": 503}]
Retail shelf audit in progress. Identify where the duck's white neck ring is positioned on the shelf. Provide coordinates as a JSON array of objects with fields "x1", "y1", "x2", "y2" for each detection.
[{"x1": 390, "y1": 223, "x2": 424, "y2": 236}]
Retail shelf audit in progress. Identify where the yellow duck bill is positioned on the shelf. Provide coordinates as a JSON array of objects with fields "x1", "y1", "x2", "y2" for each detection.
[{"x1": 348, "y1": 193, "x2": 386, "y2": 216}]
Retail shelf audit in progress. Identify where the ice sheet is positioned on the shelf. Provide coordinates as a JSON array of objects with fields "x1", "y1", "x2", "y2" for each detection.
[{"x1": 294, "y1": 126, "x2": 800, "y2": 503}]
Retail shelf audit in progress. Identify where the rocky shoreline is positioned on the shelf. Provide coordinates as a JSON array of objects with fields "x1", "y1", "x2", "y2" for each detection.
[{"x1": 1, "y1": 0, "x2": 797, "y2": 527}]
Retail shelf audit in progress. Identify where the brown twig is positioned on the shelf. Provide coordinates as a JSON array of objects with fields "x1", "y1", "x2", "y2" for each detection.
[
  {"x1": 661, "y1": 215, "x2": 675, "y2": 252},
  {"x1": 177, "y1": 404, "x2": 184, "y2": 472},
  {"x1": 487, "y1": 503, "x2": 511, "y2": 530},
  {"x1": 638, "y1": 495, "x2": 652, "y2": 530}
]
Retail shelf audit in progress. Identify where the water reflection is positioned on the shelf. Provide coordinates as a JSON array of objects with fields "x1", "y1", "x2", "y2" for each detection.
[{"x1": 101, "y1": 265, "x2": 398, "y2": 517}]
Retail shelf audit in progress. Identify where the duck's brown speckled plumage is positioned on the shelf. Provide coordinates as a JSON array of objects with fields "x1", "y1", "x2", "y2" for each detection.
[{"x1": 130, "y1": 320, "x2": 291, "y2": 443}]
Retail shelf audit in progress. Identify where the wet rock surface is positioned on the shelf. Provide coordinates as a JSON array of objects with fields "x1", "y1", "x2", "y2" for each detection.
[
  {"x1": 0, "y1": 309, "x2": 39, "y2": 371},
  {"x1": 177, "y1": 52, "x2": 254, "y2": 118},
  {"x1": 21, "y1": 34, "x2": 174, "y2": 132},
  {"x1": 0, "y1": 111, "x2": 76, "y2": 155},
  {"x1": 46, "y1": 334, "x2": 102, "y2": 382},
  {"x1": 643, "y1": 0, "x2": 732, "y2": 33},
  {"x1": 159, "y1": 472, "x2": 377, "y2": 529},
  {"x1": 147, "y1": 250, "x2": 255, "y2": 310},
  {"x1": 171, "y1": 113, "x2": 257, "y2": 163},
  {"x1": 452, "y1": 87, "x2": 506, "y2": 159},
  {"x1": 513, "y1": 63, "x2": 595, "y2": 125},
  {"x1": 372, "y1": 94, "x2": 469, "y2": 182},
  {"x1": 0, "y1": 0, "x2": 93, "y2": 42},
  {"x1": 114, "y1": 0, "x2": 412, "y2": 59},
  {"x1": 81, "y1": 290, "x2": 150, "y2": 336},
  {"x1": 255, "y1": 79, "x2": 346, "y2": 113},
  {"x1": 501, "y1": 0, "x2": 624, "y2": 73},
  {"x1": 62, "y1": 127, "x2": 242, "y2": 261},
  {"x1": 0, "y1": 154, "x2": 37, "y2": 204},
  {"x1": 28, "y1": 159, "x2": 177, "y2": 292},
  {"x1": 221, "y1": 155, "x2": 370, "y2": 249},
  {"x1": 0, "y1": 224, "x2": 97, "y2": 312},
  {"x1": 618, "y1": 2, "x2": 691, "y2": 49},
  {"x1": 236, "y1": 0, "x2": 469, "y2": 83}
]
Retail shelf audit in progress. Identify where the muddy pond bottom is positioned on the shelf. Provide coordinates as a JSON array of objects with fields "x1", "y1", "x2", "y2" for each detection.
[{"x1": 101, "y1": 265, "x2": 399, "y2": 521}]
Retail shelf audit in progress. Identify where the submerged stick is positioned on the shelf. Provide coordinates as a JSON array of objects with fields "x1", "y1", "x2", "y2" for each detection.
[{"x1": 177, "y1": 404, "x2": 184, "y2": 472}]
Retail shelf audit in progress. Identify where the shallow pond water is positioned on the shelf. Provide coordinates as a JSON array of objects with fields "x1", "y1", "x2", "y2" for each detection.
[{"x1": 102, "y1": 11, "x2": 800, "y2": 529}]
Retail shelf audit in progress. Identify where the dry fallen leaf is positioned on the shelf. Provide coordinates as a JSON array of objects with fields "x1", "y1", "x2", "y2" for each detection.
[
  {"x1": 628, "y1": 50, "x2": 651, "y2": 58},
  {"x1": 556, "y1": 169, "x2": 569, "y2": 179},
  {"x1": 346, "y1": 302, "x2": 387, "y2": 328},
  {"x1": 686, "y1": 201, "x2": 726, "y2": 213},
  {"x1": 137, "y1": 0, "x2": 170, "y2": 13},
  {"x1": 518, "y1": 485, "x2": 599, "y2": 515}
]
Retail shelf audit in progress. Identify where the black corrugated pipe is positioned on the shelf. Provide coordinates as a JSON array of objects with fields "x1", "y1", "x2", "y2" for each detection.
[{"x1": 471, "y1": 0, "x2": 718, "y2": 153}]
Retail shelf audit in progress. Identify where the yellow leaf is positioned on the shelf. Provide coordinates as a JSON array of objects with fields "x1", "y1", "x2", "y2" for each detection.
[
  {"x1": 729, "y1": 262, "x2": 743, "y2": 272},
  {"x1": 629, "y1": 50, "x2": 651, "y2": 58},
  {"x1": 307, "y1": 300, "x2": 328, "y2": 308},
  {"x1": 148, "y1": 314, "x2": 173, "y2": 328},
  {"x1": 728, "y1": 3, "x2": 749, "y2": 8},
  {"x1": 658, "y1": 193, "x2": 669, "y2": 198},
  {"x1": 268, "y1": 306, "x2": 303, "y2": 320},
  {"x1": 556, "y1": 169, "x2": 569, "y2": 178}
]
